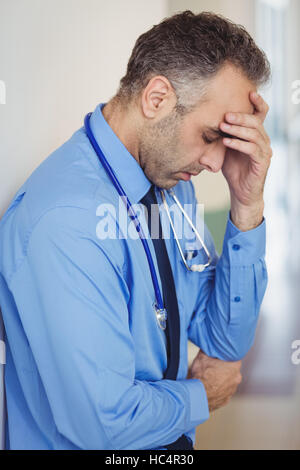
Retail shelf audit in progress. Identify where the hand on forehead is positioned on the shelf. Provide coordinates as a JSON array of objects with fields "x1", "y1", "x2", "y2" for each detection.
[{"x1": 203, "y1": 64, "x2": 257, "y2": 124}]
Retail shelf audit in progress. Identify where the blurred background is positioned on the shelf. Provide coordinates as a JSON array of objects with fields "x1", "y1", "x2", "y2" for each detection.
[{"x1": 0, "y1": 0, "x2": 299, "y2": 450}]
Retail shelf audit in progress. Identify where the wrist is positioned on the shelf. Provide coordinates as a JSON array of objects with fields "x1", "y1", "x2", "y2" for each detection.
[{"x1": 230, "y1": 200, "x2": 264, "y2": 232}]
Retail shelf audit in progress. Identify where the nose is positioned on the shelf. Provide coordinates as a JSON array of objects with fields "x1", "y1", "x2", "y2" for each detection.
[{"x1": 200, "y1": 142, "x2": 226, "y2": 173}]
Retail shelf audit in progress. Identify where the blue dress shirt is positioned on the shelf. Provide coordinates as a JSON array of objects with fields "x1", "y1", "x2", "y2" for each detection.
[{"x1": 0, "y1": 103, "x2": 268, "y2": 450}]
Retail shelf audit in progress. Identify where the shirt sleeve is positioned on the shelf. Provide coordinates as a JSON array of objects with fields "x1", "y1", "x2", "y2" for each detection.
[
  {"x1": 9, "y1": 206, "x2": 208, "y2": 450},
  {"x1": 188, "y1": 198, "x2": 268, "y2": 361}
]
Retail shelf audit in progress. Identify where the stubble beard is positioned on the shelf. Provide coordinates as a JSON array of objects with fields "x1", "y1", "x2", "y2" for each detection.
[{"x1": 138, "y1": 111, "x2": 184, "y2": 189}]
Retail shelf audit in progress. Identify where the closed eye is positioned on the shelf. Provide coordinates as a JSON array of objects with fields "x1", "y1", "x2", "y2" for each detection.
[
  {"x1": 202, "y1": 129, "x2": 234, "y2": 144},
  {"x1": 202, "y1": 134, "x2": 218, "y2": 144}
]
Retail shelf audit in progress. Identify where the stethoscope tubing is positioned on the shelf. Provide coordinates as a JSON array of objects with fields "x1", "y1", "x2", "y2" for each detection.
[{"x1": 84, "y1": 113, "x2": 165, "y2": 312}]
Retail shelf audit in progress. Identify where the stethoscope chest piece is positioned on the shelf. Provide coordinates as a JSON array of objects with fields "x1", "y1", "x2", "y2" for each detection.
[{"x1": 154, "y1": 303, "x2": 167, "y2": 330}]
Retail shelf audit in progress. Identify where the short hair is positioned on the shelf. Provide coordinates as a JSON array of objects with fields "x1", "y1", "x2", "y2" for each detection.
[{"x1": 117, "y1": 10, "x2": 271, "y2": 110}]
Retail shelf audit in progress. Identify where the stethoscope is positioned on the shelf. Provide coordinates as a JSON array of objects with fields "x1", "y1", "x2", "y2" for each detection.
[{"x1": 84, "y1": 112, "x2": 212, "y2": 330}]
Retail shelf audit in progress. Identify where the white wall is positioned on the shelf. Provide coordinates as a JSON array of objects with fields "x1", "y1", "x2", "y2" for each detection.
[
  {"x1": 0, "y1": 0, "x2": 168, "y2": 217},
  {"x1": 169, "y1": 0, "x2": 255, "y2": 35}
]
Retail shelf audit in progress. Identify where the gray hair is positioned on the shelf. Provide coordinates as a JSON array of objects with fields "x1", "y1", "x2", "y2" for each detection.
[{"x1": 116, "y1": 10, "x2": 271, "y2": 112}]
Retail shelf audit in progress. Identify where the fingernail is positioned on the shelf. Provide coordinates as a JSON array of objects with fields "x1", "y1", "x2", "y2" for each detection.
[{"x1": 227, "y1": 113, "x2": 236, "y2": 121}]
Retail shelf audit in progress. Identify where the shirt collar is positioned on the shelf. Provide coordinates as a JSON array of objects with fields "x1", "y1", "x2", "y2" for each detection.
[{"x1": 88, "y1": 103, "x2": 152, "y2": 204}]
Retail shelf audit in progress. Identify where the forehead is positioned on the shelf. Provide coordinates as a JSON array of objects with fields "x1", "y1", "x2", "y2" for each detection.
[{"x1": 191, "y1": 64, "x2": 256, "y2": 125}]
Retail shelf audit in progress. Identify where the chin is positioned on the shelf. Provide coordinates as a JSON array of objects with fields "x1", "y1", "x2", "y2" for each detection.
[
  {"x1": 147, "y1": 170, "x2": 179, "y2": 190},
  {"x1": 154, "y1": 178, "x2": 179, "y2": 190}
]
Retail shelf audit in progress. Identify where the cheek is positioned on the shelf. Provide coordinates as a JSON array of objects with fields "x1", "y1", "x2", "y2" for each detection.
[
  {"x1": 181, "y1": 129, "x2": 205, "y2": 153},
  {"x1": 188, "y1": 143, "x2": 206, "y2": 163}
]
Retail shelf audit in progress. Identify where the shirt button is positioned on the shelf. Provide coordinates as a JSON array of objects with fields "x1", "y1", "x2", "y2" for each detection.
[
  {"x1": 234, "y1": 296, "x2": 241, "y2": 303},
  {"x1": 232, "y1": 244, "x2": 240, "y2": 251}
]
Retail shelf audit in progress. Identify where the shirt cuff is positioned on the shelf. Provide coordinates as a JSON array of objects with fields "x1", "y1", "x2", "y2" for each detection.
[
  {"x1": 180, "y1": 378, "x2": 210, "y2": 428},
  {"x1": 221, "y1": 211, "x2": 266, "y2": 266}
]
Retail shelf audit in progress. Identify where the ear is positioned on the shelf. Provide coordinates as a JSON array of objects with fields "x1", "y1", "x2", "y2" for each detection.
[{"x1": 141, "y1": 75, "x2": 177, "y2": 119}]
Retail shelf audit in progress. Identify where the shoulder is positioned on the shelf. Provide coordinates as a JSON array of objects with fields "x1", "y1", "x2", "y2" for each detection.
[
  {"x1": 0, "y1": 128, "x2": 121, "y2": 280},
  {"x1": 24, "y1": 128, "x2": 111, "y2": 216},
  {"x1": 1, "y1": 127, "x2": 115, "y2": 231}
]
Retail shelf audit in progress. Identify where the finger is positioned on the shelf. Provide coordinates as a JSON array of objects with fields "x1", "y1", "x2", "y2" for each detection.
[
  {"x1": 250, "y1": 91, "x2": 270, "y2": 122},
  {"x1": 235, "y1": 372, "x2": 243, "y2": 386},
  {"x1": 220, "y1": 122, "x2": 266, "y2": 148},
  {"x1": 225, "y1": 112, "x2": 270, "y2": 144},
  {"x1": 215, "y1": 394, "x2": 234, "y2": 410},
  {"x1": 223, "y1": 137, "x2": 263, "y2": 162},
  {"x1": 224, "y1": 136, "x2": 273, "y2": 162}
]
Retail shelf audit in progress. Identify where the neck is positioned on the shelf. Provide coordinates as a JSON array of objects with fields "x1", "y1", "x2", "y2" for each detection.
[{"x1": 102, "y1": 98, "x2": 141, "y2": 164}]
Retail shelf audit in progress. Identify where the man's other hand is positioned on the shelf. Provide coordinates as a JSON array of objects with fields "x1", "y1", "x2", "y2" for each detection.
[{"x1": 188, "y1": 350, "x2": 242, "y2": 412}]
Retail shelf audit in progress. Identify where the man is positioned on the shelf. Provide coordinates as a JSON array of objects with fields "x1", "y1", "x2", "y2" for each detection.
[{"x1": 0, "y1": 11, "x2": 271, "y2": 450}]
